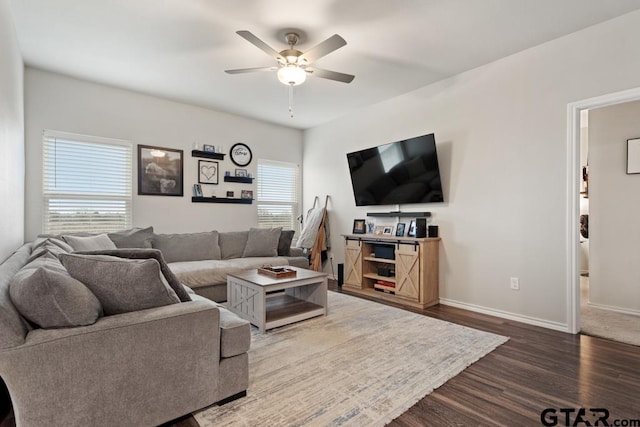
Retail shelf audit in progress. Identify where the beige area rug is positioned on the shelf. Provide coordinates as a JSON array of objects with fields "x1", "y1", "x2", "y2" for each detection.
[
  {"x1": 194, "y1": 291, "x2": 508, "y2": 427},
  {"x1": 581, "y1": 277, "x2": 640, "y2": 346}
]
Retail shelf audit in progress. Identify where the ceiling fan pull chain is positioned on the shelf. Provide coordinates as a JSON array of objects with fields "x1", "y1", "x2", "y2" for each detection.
[{"x1": 288, "y1": 84, "x2": 294, "y2": 118}]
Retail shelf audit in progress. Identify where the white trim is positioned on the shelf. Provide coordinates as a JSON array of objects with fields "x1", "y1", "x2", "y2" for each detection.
[
  {"x1": 565, "y1": 86, "x2": 640, "y2": 334},
  {"x1": 440, "y1": 298, "x2": 569, "y2": 332},
  {"x1": 586, "y1": 301, "x2": 640, "y2": 317}
]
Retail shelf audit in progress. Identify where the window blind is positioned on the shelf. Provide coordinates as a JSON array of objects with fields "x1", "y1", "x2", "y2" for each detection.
[
  {"x1": 42, "y1": 130, "x2": 132, "y2": 234},
  {"x1": 257, "y1": 160, "x2": 300, "y2": 233}
]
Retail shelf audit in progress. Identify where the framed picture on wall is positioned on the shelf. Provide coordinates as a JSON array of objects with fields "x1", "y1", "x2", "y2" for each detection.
[
  {"x1": 627, "y1": 138, "x2": 640, "y2": 174},
  {"x1": 198, "y1": 160, "x2": 219, "y2": 185},
  {"x1": 138, "y1": 145, "x2": 183, "y2": 196}
]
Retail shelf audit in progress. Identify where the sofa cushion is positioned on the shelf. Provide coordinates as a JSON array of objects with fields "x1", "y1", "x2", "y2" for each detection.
[
  {"x1": 190, "y1": 294, "x2": 250, "y2": 357},
  {"x1": 277, "y1": 230, "x2": 295, "y2": 256},
  {"x1": 60, "y1": 254, "x2": 180, "y2": 315},
  {"x1": 77, "y1": 249, "x2": 191, "y2": 302},
  {"x1": 63, "y1": 234, "x2": 117, "y2": 252},
  {"x1": 242, "y1": 227, "x2": 282, "y2": 258},
  {"x1": 218, "y1": 307, "x2": 251, "y2": 357},
  {"x1": 108, "y1": 226, "x2": 154, "y2": 249},
  {"x1": 169, "y1": 257, "x2": 290, "y2": 289},
  {"x1": 219, "y1": 231, "x2": 248, "y2": 260},
  {"x1": 26, "y1": 238, "x2": 73, "y2": 264},
  {"x1": 152, "y1": 231, "x2": 221, "y2": 263},
  {"x1": 0, "y1": 244, "x2": 34, "y2": 350},
  {"x1": 9, "y1": 266, "x2": 102, "y2": 328}
]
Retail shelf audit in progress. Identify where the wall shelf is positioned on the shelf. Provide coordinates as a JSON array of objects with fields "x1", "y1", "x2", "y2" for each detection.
[
  {"x1": 366, "y1": 211, "x2": 431, "y2": 218},
  {"x1": 192, "y1": 197, "x2": 252, "y2": 204},
  {"x1": 192, "y1": 150, "x2": 225, "y2": 160},
  {"x1": 224, "y1": 176, "x2": 253, "y2": 184}
]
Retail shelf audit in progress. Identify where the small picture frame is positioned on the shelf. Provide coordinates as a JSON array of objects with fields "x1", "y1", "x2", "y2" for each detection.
[
  {"x1": 382, "y1": 226, "x2": 394, "y2": 236},
  {"x1": 235, "y1": 168, "x2": 248, "y2": 177},
  {"x1": 627, "y1": 138, "x2": 640, "y2": 174},
  {"x1": 374, "y1": 226, "x2": 385, "y2": 235},
  {"x1": 367, "y1": 221, "x2": 375, "y2": 234},
  {"x1": 396, "y1": 223, "x2": 406, "y2": 237},
  {"x1": 198, "y1": 160, "x2": 218, "y2": 185},
  {"x1": 408, "y1": 220, "x2": 416, "y2": 237},
  {"x1": 193, "y1": 184, "x2": 203, "y2": 197},
  {"x1": 203, "y1": 144, "x2": 215, "y2": 153},
  {"x1": 352, "y1": 219, "x2": 366, "y2": 234},
  {"x1": 226, "y1": 191, "x2": 234, "y2": 198},
  {"x1": 241, "y1": 190, "x2": 253, "y2": 199}
]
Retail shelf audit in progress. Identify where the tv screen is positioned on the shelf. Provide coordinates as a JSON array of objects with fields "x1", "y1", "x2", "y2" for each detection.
[{"x1": 346, "y1": 133, "x2": 444, "y2": 206}]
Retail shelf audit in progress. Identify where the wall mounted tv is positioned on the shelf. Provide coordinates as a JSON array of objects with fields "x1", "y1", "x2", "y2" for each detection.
[{"x1": 346, "y1": 133, "x2": 444, "y2": 206}]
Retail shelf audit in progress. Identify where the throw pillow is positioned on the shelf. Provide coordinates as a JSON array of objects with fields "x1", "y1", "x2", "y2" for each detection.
[
  {"x1": 277, "y1": 230, "x2": 295, "y2": 256},
  {"x1": 151, "y1": 231, "x2": 221, "y2": 263},
  {"x1": 59, "y1": 254, "x2": 180, "y2": 315},
  {"x1": 76, "y1": 249, "x2": 191, "y2": 302},
  {"x1": 219, "y1": 231, "x2": 249, "y2": 260},
  {"x1": 27, "y1": 237, "x2": 73, "y2": 264},
  {"x1": 63, "y1": 234, "x2": 117, "y2": 252},
  {"x1": 107, "y1": 226, "x2": 154, "y2": 249},
  {"x1": 9, "y1": 267, "x2": 102, "y2": 328},
  {"x1": 242, "y1": 227, "x2": 282, "y2": 257}
]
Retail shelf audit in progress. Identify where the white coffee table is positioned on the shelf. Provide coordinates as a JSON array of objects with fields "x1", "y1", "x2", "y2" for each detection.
[{"x1": 226, "y1": 267, "x2": 328, "y2": 333}]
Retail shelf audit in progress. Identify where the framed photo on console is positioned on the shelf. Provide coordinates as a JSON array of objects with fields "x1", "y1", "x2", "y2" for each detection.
[
  {"x1": 408, "y1": 220, "x2": 416, "y2": 237},
  {"x1": 396, "y1": 223, "x2": 406, "y2": 237},
  {"x1": 382, "y1": 226, "x2": 394, "y2": 236},
  {"x1": 352, "y1": 219, "x2": 366, "y2": 234}
]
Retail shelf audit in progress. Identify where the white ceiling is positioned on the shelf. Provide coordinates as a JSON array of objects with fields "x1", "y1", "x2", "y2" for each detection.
[{"x1": 9, "y1": 0, "x2": 640, "y2": 129}]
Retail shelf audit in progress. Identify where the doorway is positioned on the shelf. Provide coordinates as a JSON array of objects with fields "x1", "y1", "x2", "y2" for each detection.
[{"x1": 567, "y1": 87, "x2": 640, "y2": 341}]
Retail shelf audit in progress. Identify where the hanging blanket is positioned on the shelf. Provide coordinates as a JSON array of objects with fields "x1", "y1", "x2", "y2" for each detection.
[{"x1": 296, "y1": 207, "x2": 329, "y2": 249}]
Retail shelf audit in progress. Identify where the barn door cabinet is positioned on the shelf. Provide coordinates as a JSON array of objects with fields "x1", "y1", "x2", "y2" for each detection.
[{"x1": 342, "y1": 234, "x2": 440, "y2": 309}]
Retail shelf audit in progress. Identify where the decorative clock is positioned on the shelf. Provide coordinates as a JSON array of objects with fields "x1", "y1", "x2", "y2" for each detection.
[{"x1": 230, "y1": 143, "x2": 252, "y2": 167}]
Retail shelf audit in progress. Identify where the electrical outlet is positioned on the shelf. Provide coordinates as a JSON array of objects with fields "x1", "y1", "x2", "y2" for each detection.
[{"x1": 510, "y1": 277, "x2": 520, "y2": 291}]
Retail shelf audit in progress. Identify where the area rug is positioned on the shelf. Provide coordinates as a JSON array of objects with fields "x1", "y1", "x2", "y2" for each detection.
[
  {"x1": 194, "y1": 291, "x2": 508, "y2": 427},
  {"x1": 581, "y1": 277, "x2": 640, "y2": 347}
]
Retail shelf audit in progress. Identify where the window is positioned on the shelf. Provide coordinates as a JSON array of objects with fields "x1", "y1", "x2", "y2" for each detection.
[
  {"x1": 42, "y1": 130, "x2": 132, "y2": 234},
  {"x1": 257, "y1": 159, "x2": 300, "y2": 233}
]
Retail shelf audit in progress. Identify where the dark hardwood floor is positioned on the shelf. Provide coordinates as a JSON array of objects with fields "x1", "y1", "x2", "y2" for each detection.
[
  {"x1": 338, "y1": 284, "x2": 640, "y2": 427},
  {"x1": 7, "y1": 281, "x2": 640, "y2": 427}
]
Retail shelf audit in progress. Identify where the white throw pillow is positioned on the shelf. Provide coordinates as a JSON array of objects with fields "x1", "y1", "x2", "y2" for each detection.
[{"x1": 63, "y1": 234, "x2": 117, "y2": 252}]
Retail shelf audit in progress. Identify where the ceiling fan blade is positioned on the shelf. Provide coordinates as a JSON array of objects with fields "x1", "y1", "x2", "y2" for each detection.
[
  {"x1": 299, "y1": 34, "x2": 347, "y2": 64},
  {"x1": 307, "y1": 67, "x2": 355, "y2": 84},
  {"x1": 225, "y1": 67, "x2": 277, "y2": 74},
  {"x1": 236, "y1": 30, "x2": 283, "y2": 61}
]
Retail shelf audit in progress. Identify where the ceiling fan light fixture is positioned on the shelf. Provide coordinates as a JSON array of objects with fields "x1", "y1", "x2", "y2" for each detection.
[{"x1": 277, "y1": 64, "x2": 306, "y2": 86}]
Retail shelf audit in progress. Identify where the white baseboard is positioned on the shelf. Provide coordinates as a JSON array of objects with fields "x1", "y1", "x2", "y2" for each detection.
[
  {"x1": 439, "y1": 298, "x2": 569, "y2": 333},
  {"x1": 586, "y1": 301, "x2": 640, "y2": 317}
]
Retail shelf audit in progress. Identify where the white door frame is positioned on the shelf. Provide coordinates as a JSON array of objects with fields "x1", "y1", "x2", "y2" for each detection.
[{"x1": 566, "y1": 86, "x2": 640, "y2": 334}]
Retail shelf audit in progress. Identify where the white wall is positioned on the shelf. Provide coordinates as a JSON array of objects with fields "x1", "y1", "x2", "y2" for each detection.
[
  {"x1": 588, "y1": 99, "x2": 640, "y2": 314},
  {"x1": 0, "y1": 0, "x2": 24, "y2": 262},
  {"x1": 24, "y1": 68, "x2": 302, "y2": 240},
  {"x1": 303, "y1": 10, "x2": 640, "y2": 329}
]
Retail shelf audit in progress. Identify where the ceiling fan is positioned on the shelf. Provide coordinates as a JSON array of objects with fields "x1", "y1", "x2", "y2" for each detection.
[{"x1": 225, "y1": 30, "x2": 355, "y2": 87}]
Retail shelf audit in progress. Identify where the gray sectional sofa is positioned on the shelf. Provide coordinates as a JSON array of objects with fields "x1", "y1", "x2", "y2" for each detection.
[
  {"x1": 0, "y1": 226, "x2": 305, "y2": 426},
  {"x1": 160, "y1": 228, "x2": 309, "y2": 302}
]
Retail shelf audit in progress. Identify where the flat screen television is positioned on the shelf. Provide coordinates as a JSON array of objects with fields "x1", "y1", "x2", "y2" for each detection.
[{"x1": 346, "y1": 133, "x2": 444, "y2": 206}]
